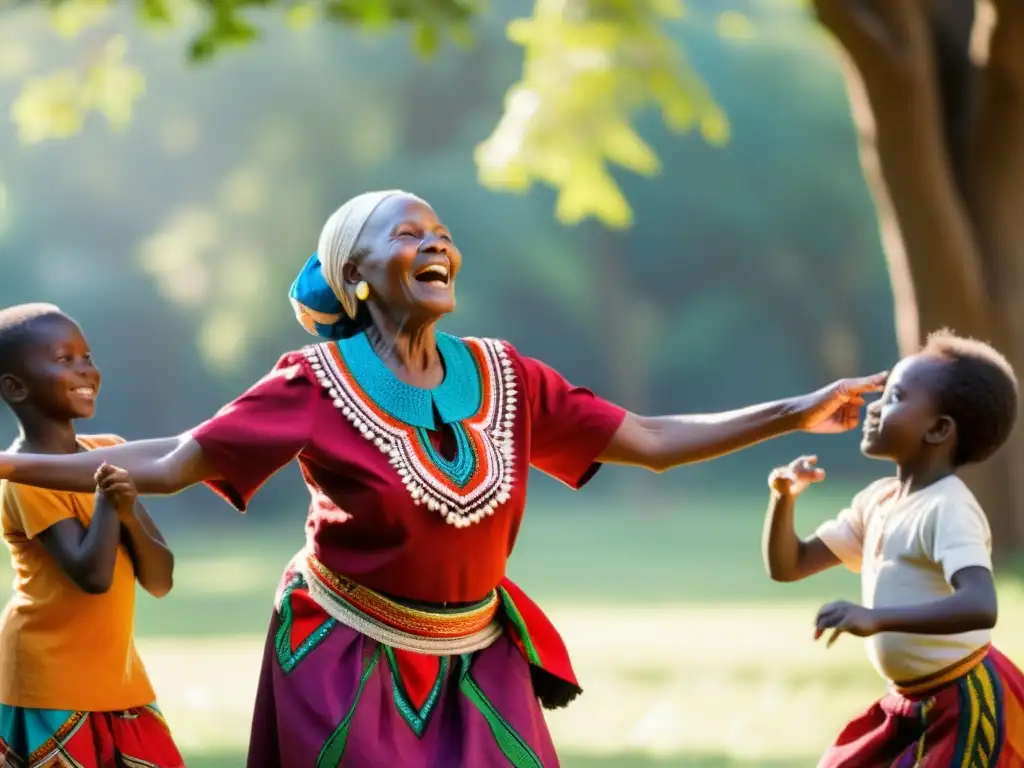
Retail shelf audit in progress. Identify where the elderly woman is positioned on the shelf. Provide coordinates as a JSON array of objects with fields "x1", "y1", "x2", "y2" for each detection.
[{"x1": 1, "y1": 191, "x2": 884, "y2": 767}]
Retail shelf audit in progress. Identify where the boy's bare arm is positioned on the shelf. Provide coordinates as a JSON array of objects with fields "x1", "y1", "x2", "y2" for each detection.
[
  {"x1": 119, "y1": 501, "x2": 174, "y2": 598},
  {"x1": 762, "y1": 455, "x2": 841, "y2": 582},
  {"x1": 875, "y1": 567, "x2": 997, "y2": 634},
  {"x1": 815, "y1": 567, "x2": 997, "y2": 645},
  {"x1": 36, "y1": 494, "x2": 121, "y2": 594},
  {"x1": 763, "y1": 490, "x2": 841, "y2": 582}
]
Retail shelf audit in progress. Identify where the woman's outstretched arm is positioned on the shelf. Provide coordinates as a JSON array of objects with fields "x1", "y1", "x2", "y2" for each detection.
[
  {"x1": 599, "y1": 373, "x2": 887, "y2": 472},
  {"x1": 1, "y1": 435, "x2": 216, "y2": 495}
]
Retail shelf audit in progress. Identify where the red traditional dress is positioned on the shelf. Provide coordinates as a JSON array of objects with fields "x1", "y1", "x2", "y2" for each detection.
[{"x1": 191, "y1": 330, "x2": 626, "y2": 766}]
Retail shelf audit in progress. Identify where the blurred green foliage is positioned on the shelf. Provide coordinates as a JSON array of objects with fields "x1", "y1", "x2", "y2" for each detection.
[
  {"x1": 0, "y1": 0, "x2": 895, "y2": 512},
  {"x1": 10, "y1": 0, "x2": 818, "y2": 228},
  {"x1": 475, "y1": 0, "x2": 728, "y2": 228}
]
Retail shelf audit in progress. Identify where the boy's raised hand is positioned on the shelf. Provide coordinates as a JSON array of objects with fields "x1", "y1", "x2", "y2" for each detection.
[{"x1": 769, "y1": 455, "x2": 825, "y2": 497}]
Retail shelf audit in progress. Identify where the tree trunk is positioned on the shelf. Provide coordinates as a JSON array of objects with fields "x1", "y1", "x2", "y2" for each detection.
[{"x1": 813, "y1": 0, "x2": 1024, "y2": 553}]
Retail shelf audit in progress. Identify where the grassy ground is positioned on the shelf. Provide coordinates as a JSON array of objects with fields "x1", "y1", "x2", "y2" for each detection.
[{"x1": 4, "y1": 490, "x2": 1024, "y2": 767}]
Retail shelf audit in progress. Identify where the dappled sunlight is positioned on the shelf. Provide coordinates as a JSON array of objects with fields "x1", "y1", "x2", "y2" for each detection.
[
  {"x1": 141, "y1": 637, "x2": 262, "y2": 755},
  {"x1": 4, "y1": 0, "x2": 1017, "y2": 764},
  {"x1": 715, "y1": 11, "x2": 757, "y2": 42},
  {"x1": 0, "y1": 0, "x2": 892, "y2": 414},
  {"x1": 137, "y1": 595, "x2": 1024, "y2": 763},
  {"x1": 48, "y1": 0, "x2": 109, "y2": 39},
  {"x1": 137, "y1": 202, "x2": 276, "y2": 370},
  {"x1": 251, "y1": 116, "x2": 304, "y2": 170},
  {"x1": 5, "y1": 510, "x2": 1024, "y2": 765},
  {"x1": 11, "y1": 35, "x2": 145, "y2": 144},
  {"x1": 157, "y1": 116, "x2": 201, "y2": 157},
  {"x1": 12, "y1": 70, "x2": 85, "y2": 143},
  {"x1": 137, "y1": 601, "x2": 879, "y2": 763},
  {"x1": 0, "y1": 41, "x2": 34, "y2": 80},
  {"x1": 543, "y1": 602, "x2": 875, "y2": 760},
  {"x1": 219, "y1": 244, "x2": 270, "y2": 302},
  {"x1": 217, "y1": 167, "x2": 269, "y2": 217},
  {"x1": 348, "y1": 102, "x2": 400, "y2": 169},
  {"x1": 476, "y1": 0, "x2": 729, "y2": 228},
  {"x1": 138, "y1": 206, "x2": 219, "y2": 307},
  {"x1": 198, "y1": 310, "x2": 249, "y2": 372}
]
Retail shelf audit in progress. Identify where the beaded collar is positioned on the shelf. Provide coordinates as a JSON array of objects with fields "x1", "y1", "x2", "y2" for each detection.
[
  {"x1": 304, "y1": 332, "x2": 518, "y2": 528},
  {"x1": 334, "y1": 331, "x2": 480, "y2": 428}
]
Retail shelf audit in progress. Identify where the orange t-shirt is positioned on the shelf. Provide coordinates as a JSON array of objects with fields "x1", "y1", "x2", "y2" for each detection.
[{"x1": 0, "y1": 434, "x2": 155, "y2": 711}]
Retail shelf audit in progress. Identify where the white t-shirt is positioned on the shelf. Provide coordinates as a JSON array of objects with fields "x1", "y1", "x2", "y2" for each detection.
[{"x1": 815, "y1": 475, "x2": 992, "y2": 685}]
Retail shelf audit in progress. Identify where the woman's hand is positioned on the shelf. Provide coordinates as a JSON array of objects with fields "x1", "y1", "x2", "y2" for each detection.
[
  {"x1": 598, "y1": 371, "x2": 885, "y2": 472},
  {"x1": 795, "y1": 373, "x2": 888, "y2": 433}
]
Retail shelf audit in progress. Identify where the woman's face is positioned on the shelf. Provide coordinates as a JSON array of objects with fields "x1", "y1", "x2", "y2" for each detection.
[{"x1": 348, "y1": 195, "x2": 462, "y2": 323}]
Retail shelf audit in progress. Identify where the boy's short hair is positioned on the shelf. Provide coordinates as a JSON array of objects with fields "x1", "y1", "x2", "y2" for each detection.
[
  {"x1": 0, "y1": 303, "x2": 67, "y2": 377},
  {"x1": 923, "y1": 329, "x2": 1019, "y2": 466}
]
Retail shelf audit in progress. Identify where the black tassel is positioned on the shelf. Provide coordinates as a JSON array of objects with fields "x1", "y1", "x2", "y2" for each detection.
[{"x1": 530, "y1": 665, "x2": 582, "y2": 710}]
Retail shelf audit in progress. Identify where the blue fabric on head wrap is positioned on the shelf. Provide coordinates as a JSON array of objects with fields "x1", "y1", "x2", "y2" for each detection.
[
  {"x1": 288, "y1": 252, "x2": 350, "y2": 340},
  {"x1": 290, "y1": 189, "x2": 415, "y2": 340}
]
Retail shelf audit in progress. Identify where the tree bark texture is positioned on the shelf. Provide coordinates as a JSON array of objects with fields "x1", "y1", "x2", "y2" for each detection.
[{"x1": 813, "y1": 0, "x2": 1024, "y2": 553}]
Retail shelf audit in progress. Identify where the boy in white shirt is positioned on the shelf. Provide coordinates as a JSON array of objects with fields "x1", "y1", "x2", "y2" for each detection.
[{"x1": 762, "y1": 330, "x2": 1024, "y2": 767}]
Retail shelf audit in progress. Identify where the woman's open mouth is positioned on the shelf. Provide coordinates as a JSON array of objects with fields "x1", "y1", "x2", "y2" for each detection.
[{"x1": 414, "y1": 263, "x2": 451, "y2": 287}]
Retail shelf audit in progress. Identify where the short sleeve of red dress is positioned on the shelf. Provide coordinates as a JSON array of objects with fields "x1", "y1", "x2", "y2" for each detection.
[
  {"x1": 191, "y1": 352, "x2": 319, "y2": 511},
  {"x1": 510, "y1": 345, "x2": 627, "y2": 490}
]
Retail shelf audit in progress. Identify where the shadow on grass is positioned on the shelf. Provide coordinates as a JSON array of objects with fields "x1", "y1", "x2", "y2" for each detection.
[{"x1": 183, "y1": 750, "x2": 802, "y2": 768}]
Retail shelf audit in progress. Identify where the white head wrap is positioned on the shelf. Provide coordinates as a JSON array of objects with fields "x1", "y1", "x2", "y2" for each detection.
[
  {"x1": 289, "y1": 189, "x2": 429, "y2": 338},
  {"x1": 318, "y1": 189, "x2": 423, "y2": 319}
]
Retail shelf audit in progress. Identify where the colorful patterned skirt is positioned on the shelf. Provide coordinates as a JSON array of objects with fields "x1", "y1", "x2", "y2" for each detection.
[
  {"x1": 247, "y1": 550, "x2": 582, "y2": 767},
  {"x1": 819, "y1": 645, "x2": 1024, "y2": 767},
  {"x1": 0, "y1": 702, "x2": 184, "y2": 768}
]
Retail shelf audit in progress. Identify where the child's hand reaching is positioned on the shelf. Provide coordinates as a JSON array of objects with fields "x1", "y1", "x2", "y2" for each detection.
[
  {"x1": 814, "y1": 600, "x2": 880, "y2": 646},
  {"x1": 768, "y1": 455, "x2": 825, "y2": 497},
  {"x1": 95, "y1": 463, "x2": 138, "y2": 518}
]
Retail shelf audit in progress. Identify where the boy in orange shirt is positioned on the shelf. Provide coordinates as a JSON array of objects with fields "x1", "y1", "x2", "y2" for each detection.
[{"x1": 0, "y1": 304, "x2": 183, "y2": 767}]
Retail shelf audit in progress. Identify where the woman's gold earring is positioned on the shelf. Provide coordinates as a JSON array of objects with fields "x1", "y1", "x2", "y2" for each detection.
[{"x1": 355, "y1": 281, "x2": 370, "y2": 301}]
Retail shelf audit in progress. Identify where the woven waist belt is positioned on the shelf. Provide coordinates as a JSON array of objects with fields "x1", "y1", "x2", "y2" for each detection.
[
  {"x1": 299, "y1": 553, "x2": 503, "y2": 656},
  {"x1": 892, "y1": 643, "x2": 990, "y2": 697}
]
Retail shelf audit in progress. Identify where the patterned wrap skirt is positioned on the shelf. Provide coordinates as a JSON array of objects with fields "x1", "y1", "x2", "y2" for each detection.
[
  {"x1": 246, "y1": 550, "x2": 582, "y2": 767},
  {"x1": 820, "y1": 645, "x2": 1024, "y2": 767},
  {"x1": 0, "y1": 703, "x2": 184, "y2": 768}
]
